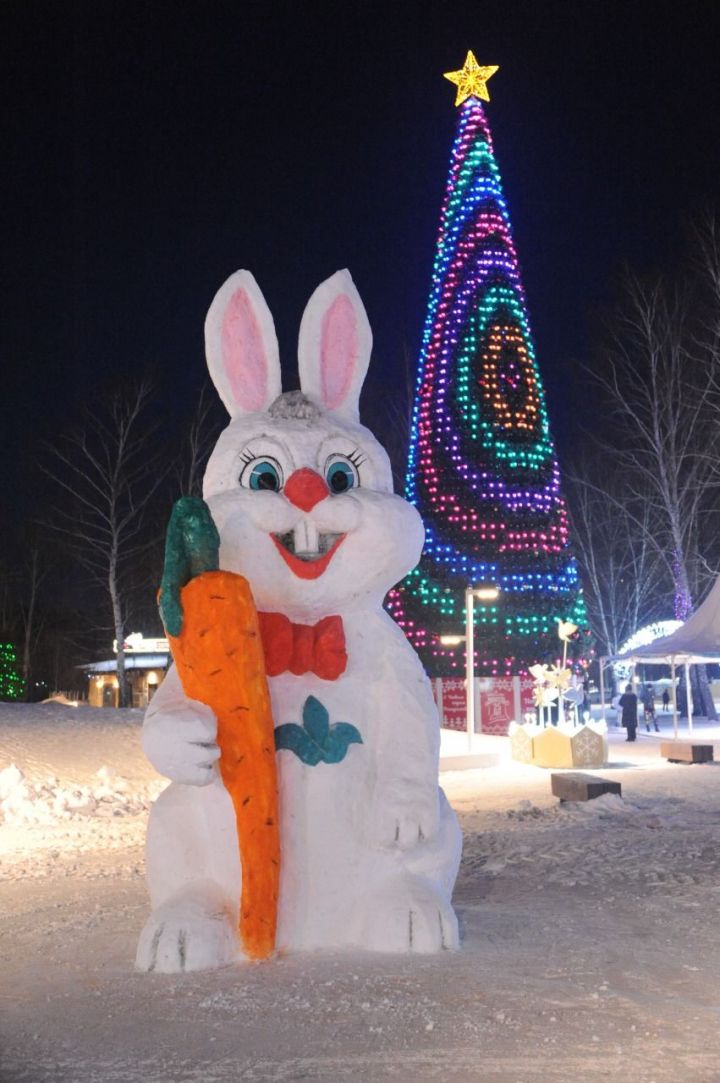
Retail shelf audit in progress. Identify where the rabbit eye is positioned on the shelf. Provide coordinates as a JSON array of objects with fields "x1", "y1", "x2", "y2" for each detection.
[
  {"x1": 325, "y1": 457, "x2": 358, "y2": 493},
  {"x1": 240, "y1": 457, "x2": 283, "y2": 492}
]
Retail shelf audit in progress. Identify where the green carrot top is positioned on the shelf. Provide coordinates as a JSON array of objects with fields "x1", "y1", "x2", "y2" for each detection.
[{"x1": 159, "y1": 497, "x2": 220, "y2": 637}]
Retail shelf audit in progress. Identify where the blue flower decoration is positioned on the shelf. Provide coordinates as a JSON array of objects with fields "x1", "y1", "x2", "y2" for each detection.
[{"x1": 274, "y1": 696, "x2": 363, "y2": 766}]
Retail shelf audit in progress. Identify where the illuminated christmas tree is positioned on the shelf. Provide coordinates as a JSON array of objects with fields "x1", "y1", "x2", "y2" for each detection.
[
  {"x1": 0, "y1": 641, "x2": 24, "y2": 701},
  {"x1": 389, "y1": 53, "x2": 585, "y2": 676}
]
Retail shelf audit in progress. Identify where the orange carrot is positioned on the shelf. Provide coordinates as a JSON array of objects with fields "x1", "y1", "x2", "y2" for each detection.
[{"x1": 167, "y1": 569, "x2": 279, "y2": 961}]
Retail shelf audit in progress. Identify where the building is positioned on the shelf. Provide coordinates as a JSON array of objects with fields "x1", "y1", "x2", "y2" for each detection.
[{"x1": 81, "y1": 633, "x2": 170, "y2": 708}]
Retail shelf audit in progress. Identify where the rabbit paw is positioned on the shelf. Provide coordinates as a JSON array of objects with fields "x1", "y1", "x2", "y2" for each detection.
[
  {"x1": 372, "y1": 788, "x2": 440, "y2": 850},
  {"x1": 135, "y1": 888, "x2": 241, "y2": 973},
  {"x1": 362, "y1": 878, "x2": 459, "y2": 953},
  {"x1": 142, "y1": 700, "x2": 219, "y2": 785}
]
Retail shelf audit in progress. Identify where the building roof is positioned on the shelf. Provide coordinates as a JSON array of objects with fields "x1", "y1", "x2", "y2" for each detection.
[{"x1": 80, "y1": 653, "x2": 170, "y2": 674}]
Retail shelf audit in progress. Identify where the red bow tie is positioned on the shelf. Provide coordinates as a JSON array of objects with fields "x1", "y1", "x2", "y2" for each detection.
[{"x1": 258, "y1": 612, "x2": 347, "y2": 681}]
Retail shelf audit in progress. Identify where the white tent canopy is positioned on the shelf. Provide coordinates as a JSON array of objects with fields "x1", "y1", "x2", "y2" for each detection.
[
  {"x1": 611, "y1": 575, "x2": 720, "y2": 665},
  {"x1": 601, "y1": 575, "x2": 720, "y2": 735}
]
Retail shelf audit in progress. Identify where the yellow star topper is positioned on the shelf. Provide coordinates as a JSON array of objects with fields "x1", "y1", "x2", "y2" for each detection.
[{"x1": 443, "y1": 50, "x2": 499, "y2": 106}]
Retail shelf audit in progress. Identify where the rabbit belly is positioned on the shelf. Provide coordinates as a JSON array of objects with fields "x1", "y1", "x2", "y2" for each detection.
[
  {"x1": 268, "y1": 662, "x2": 459, "y2": 953},
  {"x1": 269, "y1": 676, "x2": 367, "y2": 950}
]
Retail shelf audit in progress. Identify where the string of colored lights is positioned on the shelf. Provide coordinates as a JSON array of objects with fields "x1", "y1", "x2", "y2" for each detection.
[
  {"x1": 0, "y1": 641, "x2": 24, "y2": 700},
  {"x1": 392, "y1": 90, "x2": 586, "y2": 675}
]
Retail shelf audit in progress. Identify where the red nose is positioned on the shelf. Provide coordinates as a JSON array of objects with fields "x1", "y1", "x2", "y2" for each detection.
[{"x1": 284, "y1": 468, "x2": 329, "y2": 512}]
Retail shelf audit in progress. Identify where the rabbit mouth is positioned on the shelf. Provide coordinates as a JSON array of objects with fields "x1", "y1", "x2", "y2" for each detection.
[{"x1": 271, "y1": 529, "x2": 346, "y2": 580}]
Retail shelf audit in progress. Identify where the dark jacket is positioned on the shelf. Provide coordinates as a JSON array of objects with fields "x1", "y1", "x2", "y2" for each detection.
[{"x1": 619, "y1": 692, "x2": 638, "y2": 724}]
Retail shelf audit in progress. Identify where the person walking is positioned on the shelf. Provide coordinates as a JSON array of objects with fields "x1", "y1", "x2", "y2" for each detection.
[
  {"x1": 618, "y1": 683, "x2": 639, "y2": 742},
  {"x1": 662, "y1": 688, "x2": 670, "y2": 713},
  {"x1": 643, "y1": 684, "x2": 660, "y2": 732}
]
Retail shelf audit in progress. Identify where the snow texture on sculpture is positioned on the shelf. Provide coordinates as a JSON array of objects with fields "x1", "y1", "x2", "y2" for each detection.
[{"x1": 136, "y1": 269, "x2": 462, "y2": 972}]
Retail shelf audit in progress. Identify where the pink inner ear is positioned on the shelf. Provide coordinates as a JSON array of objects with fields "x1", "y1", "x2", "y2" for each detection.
[
  {"x1": 320, "y1": 294, "x2": 357, "y2": 410},
  {"x1": 221, "y1": 289, "x2": 267, "y2": 412}
]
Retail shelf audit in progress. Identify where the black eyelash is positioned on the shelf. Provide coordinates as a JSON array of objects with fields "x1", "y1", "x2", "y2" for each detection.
[
  {"x1": 347, "y1": 448, "x2": 367, "y2": 468},
  {"x1": 238, "y1": 449, "x2": 256, "y2": 465}
]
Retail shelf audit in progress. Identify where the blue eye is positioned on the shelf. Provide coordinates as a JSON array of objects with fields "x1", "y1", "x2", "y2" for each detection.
[
  {"x1": 325, "y1": 458, "x2": 358, "y2": 493},
  {"x1": 243, "y1": 459, "x2": 282, "y2": 491}
]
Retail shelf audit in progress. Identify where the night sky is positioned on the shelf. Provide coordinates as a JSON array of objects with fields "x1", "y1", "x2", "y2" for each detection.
[{"x1": 3, "y1": 0, "x2": 720, "y2": 553}]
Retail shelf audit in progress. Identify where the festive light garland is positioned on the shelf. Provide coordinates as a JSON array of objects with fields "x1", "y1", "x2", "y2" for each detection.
[
  {"x1": 391, "y1": 62, "x2": 586, "y2": 676},
  {"x1": 0, "y1": 641, "x2": 24, "y2": 700}
]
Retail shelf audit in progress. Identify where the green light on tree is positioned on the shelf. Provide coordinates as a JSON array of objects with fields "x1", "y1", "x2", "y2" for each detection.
[{"x1": 0, "y1": 642, "x2": 25, "y2": 701}]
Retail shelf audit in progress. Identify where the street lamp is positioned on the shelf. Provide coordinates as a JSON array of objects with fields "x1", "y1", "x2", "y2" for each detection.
[
  {"x1": 464, "y1": 584, "x2": 500, "y2": 751},
  {"x1": 473, "y1": 586, "x2": 501, "y2": 602}
]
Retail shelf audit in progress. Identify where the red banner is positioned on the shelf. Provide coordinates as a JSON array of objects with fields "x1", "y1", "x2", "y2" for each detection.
[
  {"x1": 435, "y1": 676, "x2": 530, "y2": 735},
  {"x1": 440, "y1": 678, "x2": 466, "y2": 732},
  {"x1": 478, "y1": 678, "x2": 514, "y2": 735}
]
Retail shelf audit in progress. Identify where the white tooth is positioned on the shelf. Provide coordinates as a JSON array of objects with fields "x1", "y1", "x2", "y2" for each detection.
[{"x1": 293, "y1": 519, "x2": 319, "y2": 556}]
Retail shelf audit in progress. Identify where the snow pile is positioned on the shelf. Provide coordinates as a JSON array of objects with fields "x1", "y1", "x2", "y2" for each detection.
[
  {"x1": 0, "y1": 701, "x2": 156, "y2": 783},
  {"x1": 0, "y1": 761, "x2": 164, "y2": 827},
  {"x1": 40, "y1": 693, "x2": 88, "y2": 707},
  {"x1": 459, "y1": 787, "x2": 720, "y2": 896},
  {"x1": 504, "y1": 789, "x2": 720, "y2": 829},
  {"x1": 508, "y1": 717, "x2": 608, "y2": 738},
  {"x1": 2, "y1": 703, "x2": 720, "y2": 1080},
  {"x1": 0, "y1": 701, "x2": 165, "y2": 880}
]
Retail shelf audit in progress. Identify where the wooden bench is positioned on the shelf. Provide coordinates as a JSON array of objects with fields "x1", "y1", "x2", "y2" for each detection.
[
  {"x1": 660, "y1": 741, "x2": 714, "y2": 764},
  {"x1": 551, "y1": 772, "x2": 622, "y2": 803}
]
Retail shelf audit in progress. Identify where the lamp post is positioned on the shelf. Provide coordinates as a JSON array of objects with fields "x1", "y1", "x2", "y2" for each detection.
[
  {"x1": 464, "y1": 584, "x2": 500, "y2": 752},
  {"x1": 556, "y1": 620, "x2": 578, "y2": 725}
]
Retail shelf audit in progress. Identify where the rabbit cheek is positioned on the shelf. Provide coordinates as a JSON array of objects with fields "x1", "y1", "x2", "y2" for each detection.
[
  {"x1": 208, "y1": 491, "x2": 296, "y2": 539},
  {"x1": 205, "y1": 493, "x2": 291, "y2": 589}
]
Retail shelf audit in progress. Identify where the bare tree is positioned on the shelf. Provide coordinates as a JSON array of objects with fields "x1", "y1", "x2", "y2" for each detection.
[
  {"x1": 18, "y1": 543, "x2": 48, "y2": 698},
  {"x1": 176, "y1": 382, "x2": 222, "y2": 498},
  {"x1": 0, "y1": 556, "x2": 18, "y2": 638},
  {"x1": 365, "y1": 341, "x2": 415, "y2": 491},
  {"x1": 41, "y1": 380, "x2": 168, "y2": 707},
  {"x1": 691, "y1": 209, "x2": 720, "y2": 359},
  {"x1": 593, "y1": 280, "x2": 717, "y2": 604},
  {"x1": 584, "y1": 269, "x2": 720, "y2": 716},
  {"x1": 565, "y1": 458, "x2": 668, "y2": 657}
]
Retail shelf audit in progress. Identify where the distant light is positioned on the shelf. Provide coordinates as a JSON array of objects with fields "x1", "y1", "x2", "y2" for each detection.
[
  {"x1": 614, "y1": 619, "x2": 683, "y2": 680},
  {"x1": 440, "y1": 635, "x2": 466, "y2": 646},
  {"x1": 617, "y1": 620, "x2": 682, "y2": 656},
  {"x1": 113, "y1": 632, "x2": 169, "y2": 654},
  {"x1": 473, "y1": 585, "x2": 500, "y2": 602}
]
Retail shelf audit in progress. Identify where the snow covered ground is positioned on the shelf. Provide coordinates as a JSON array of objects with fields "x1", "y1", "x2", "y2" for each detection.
[{"x1": 2, "y1": 701, "x2": 719, "y2": 1082}]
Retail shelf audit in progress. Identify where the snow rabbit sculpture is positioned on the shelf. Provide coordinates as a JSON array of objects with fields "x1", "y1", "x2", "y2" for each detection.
[{"x1": 136, "y1": 269, "x2": 462, "y2": 972}]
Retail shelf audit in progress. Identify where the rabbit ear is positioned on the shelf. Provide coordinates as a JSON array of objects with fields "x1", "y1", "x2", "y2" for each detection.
[
  {"x1": 298, "y1": 269, "x2": 372, "y2": 421},
  {"x1": 204, "y1": 270, "x2": 282, "y2": 416}
]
